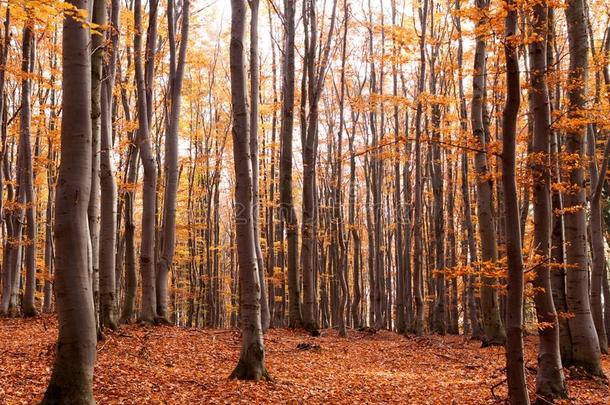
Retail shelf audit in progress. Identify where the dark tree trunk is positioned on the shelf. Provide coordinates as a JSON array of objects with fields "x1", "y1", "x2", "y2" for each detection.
[{"x1": 502, "y1": 2, "x2": 529, "y2": 402}]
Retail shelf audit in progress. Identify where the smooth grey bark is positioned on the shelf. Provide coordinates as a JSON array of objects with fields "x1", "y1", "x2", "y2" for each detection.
[
  {"x1": 89, "y1": 0, "x2": 103, "y2": 333},
  {"x1": 42, "y1": 36, "x2": 58, "y2": 314},
  {"x1": 587, "y1": 125, "x2": 610, "y2": 347},
  {"x1": 601, "y1": 27, "x2": 610, "y2": 347},
  {"x1": 348, "y1": 97, "x2": 363, "y2": 328},
  {"x1": 134, "y1": 0, "x2": 158, "y2": 323},
  {"x1": 563, "y1": 0, "x2": 603, "y2": 376},
  {"x1": 429, "y1": 8, "x2": 446, "y2": 334},
  {"x1": 99, "y1": 0, "x2": 119, "y2": 330},
  {"x1": 453, "y1": 0, "x2": 482, "y2": 339},
  {"x1": 0, "y1": 10, "x2": 9, "y2": 316},
  {"x1": 43, "y1": 139, "x2": 55, "y2": 314},
  {"x1": 586, "y1": 126, "x2": 609, "y2": 354},
  {"x1": 412, "y1": 0, "x2": 428, "y2": 336},
  {"x1": 548, "y1": 7, "x2": 573, "y2": 365},
  {"x1": 156, "y1": 0, "x2": 190, "y2": 322},
  {"x1": 248, "y1": 0, "x2": 270, "y2": 332},
  {"x1": 334, "y1": 0, "x2": 349, "y2": 338},
  {"x1": 42, "y1": 0, "x2": 97, "y2": 401},
  {"x1": 528, "y1": 1, "x2": 567, "y2": 398},
  {"x1": 279, "y1": 0, "x2": 303, "y2": 328},
  {"x1": 0, "y1": 137, "x2": 21, "y2": 315},
  {"x1": 551, "y1": 129, "x2": 573, "y2": 365},
  {"x1": 265, "y1": 6, "x2": 279, "y2": 327},
  {"x1": 391, "y1": 0, "x2": 406, "y2": 335},
  {"x1": 0, "y1": 20, "x2": 24, "y2": 316},
  {"x1": 471, "y1": 0, "x2": 505, "y2": 346},
  {"x1": 586, "y1": 27, "x2": 610, "y2": 355},
  {"x1": 447, "y1": 162, "x2": 459, "y2": 335},
  {"x1": 402, "y1": 110, "x2": 413, "y2": 332},
  {"x1": 119, "y1": 71, "x2": 139, "y2": 324},
  {"x1": 300, "y1": 0, "x2": 338, "y2": 332},
  {"x1": 229, "y1": 0, "x2": 270, "y2": 380}
]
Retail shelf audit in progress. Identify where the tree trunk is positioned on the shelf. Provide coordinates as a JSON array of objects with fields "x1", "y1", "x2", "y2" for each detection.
[
  {"x1": 502, "y1": 3, "x2": 529, "y2": 402},
  {"x1": 335, "y1": 0, "x2": 349, "y2": 337},
  {"x1": 472, "y1": 0, "x2": 505, "y2": 346},
  {"x1": 586, "y1": 130, "x2": 609, "y2": 353},
  {"x1": 586, "y1": 29, "x2": 610, "y2": 355},
  {"x1": 42, "y1": 0, "x2": 97, "y2": 400},
  {"x1": 279, "y1": 0, "x2": 302, "y2": 329},
  {"x1": 563, "y1": 0, "x2": 603, "y2": 376},
  {"x1": 412, "y1": 0, "x2": 428, "y2": 336},
  {"x1": 43, "y1": 136, "x2": 55, "y2": 314},
  {"x1": 89, "y1": 0, "x2": 103, "y2": 334},
  {"x1": 528, "y1": 1, "x2": 567, "y2": 398},
  {"x1": 97, "y1": 0, "x2": 119, "y2": 330},
  {"x1": 548, "y1": 7, "x2": 573, "y2": 365},
  {"x1": 134, "y1": 0, "x2": 158, "y2": 324},
  {"x1": 454, "y1": 0, "x2": 482, "y2": 338},
  {"x1": 249, "y1": 0, "x2": 270, "y2": 332},
  {"x1": 20, "y1": 26, "x2": 37, "y2": 317},
  {"x1": 229, "y1": 0, "x2": 270, "y2": 380},
  {"x1": 348, "y1": 106, "x2": 362, "y2": 328},
  {"x1": 0, "y1": 10, "x2": 10, "y2": 316},
  {"x1": 156, "y1": 0, "x2": 190, "y2": 322}
]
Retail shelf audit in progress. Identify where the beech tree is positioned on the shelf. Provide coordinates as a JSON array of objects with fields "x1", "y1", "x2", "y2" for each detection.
[
  {"x1": 19, "y1": 25, "x2": 37, "y2": 318},
  {"x1": 279, "y1": 0, "x2": 303, "y2": 329},
  {"x1": 42, "y1": 0, "x2": 97, "y2": 401},
  {"x1": 300, "y1": 0, "x2": 338, "y2": 333},
  {"x1": 563, "y1": 0, "x2": 603, "y2": 376},
  {"x1": 501, "y1": 0, "x2": 528, "y2": 401},
  {"x1": 528, "y1": 0, "x2": 566, "y2": 398},
  {"x1": 471, "y1": 0, "x2": 505, "y2": 346},
  {"x1": 229, "y1": 0, "x2": 270, "y2": 380},
  {"x1": 134, "y1": 0, "x2": 158, "y2": 324},
  {"x1": 156, "y1": 0, "x2": 190, "y2": 322},
  {"x1": 99, "y1": 0, "x2": 120, "y2": 330},
  {"x1": 249, "y1": 0, "x2": 270, "y2": 331}
]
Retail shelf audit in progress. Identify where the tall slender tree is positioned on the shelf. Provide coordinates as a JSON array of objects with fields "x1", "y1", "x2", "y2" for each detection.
[
  {"x1": 563, "y1": 0, "x2": 603, "y2": 376},
  {"x1": 156, "y1": 0, "x2": 190, "y2": 322},
  {"x1": 249, "y1": 0, "x2": 271, "y2": 331},
  {"x1": 229, "y1": 0, "x2": 270, "y2": 380},
  {"x1": 134, "y1": 0, "x2": 158, "y2": 324},
  {"x1": 502, "y1": 0, "x2": 528, "y2": 401},
  {"x1": 279, "y1": 0, "x2": 303, "y2": 328},
  {"x1": 472, "y1": 0, "x2": 505, "y2": 346},
  {"x1": 99, "y1": 0, "x2": 120, "y2": 330},
  {"x1": 20, "y1": 24, "x2": 37, "y2": 318},
  {"x1": 42, "y1": 0, "x2": 97, "y2": 400},
  {"x1": 528, "y1": 0, "x2": 567, "y2": 398}
]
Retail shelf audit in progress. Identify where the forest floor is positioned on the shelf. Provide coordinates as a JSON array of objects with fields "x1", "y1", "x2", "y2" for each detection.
[{"x1": 0, "y1": 316, "x2": 608, "y2": 404}]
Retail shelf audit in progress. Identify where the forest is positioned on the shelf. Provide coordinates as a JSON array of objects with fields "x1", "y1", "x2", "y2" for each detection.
[{"x1": 0, "y1": 0, "x2": 609, "y2": 403}]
